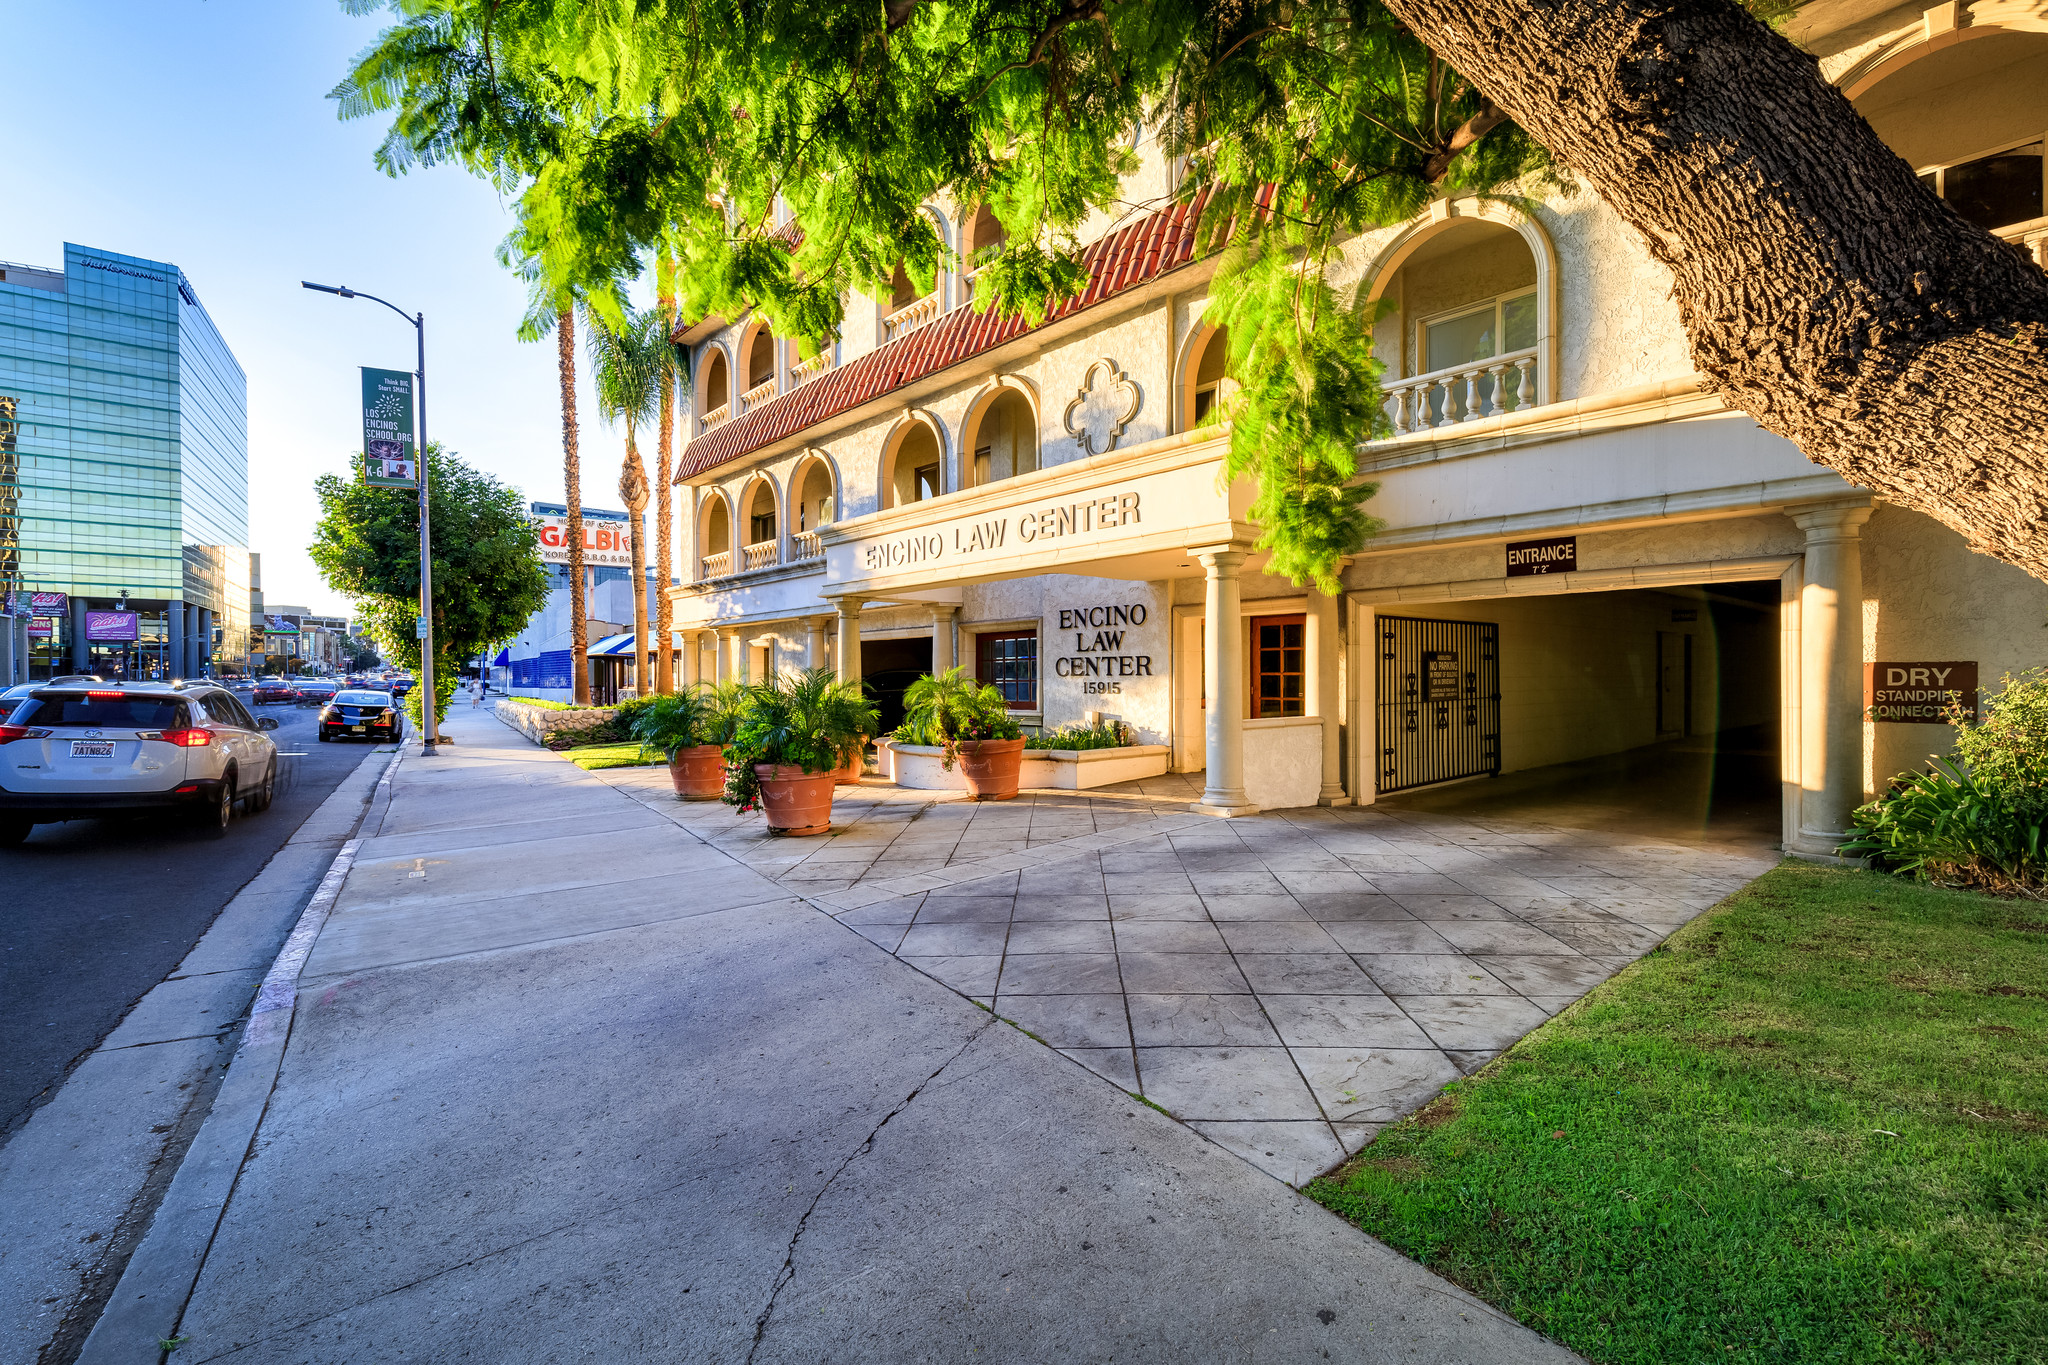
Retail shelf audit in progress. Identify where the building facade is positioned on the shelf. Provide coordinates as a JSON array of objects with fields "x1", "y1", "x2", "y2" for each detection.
[
  {"x1": 0, "y1": 243, "x2": 250, "y2": 683},
  {"x1": 666, "y1": 0, "x2": 2048, "y2": 859}
]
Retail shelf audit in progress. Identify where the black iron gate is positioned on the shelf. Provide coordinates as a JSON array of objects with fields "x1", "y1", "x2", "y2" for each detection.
[{"x1": 1376, "y1": 616, "x2": 1500, "y2": 794}]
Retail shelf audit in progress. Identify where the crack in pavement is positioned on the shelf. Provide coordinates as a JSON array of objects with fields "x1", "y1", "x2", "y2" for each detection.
[{"x1": 745, "y1": 1018, "x2": 996, "y2": 1363}]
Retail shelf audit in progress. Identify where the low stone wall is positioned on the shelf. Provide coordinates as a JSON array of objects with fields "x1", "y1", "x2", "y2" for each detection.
[
  {"x1": 496, "y1": 698, "x2": 619, "y2": 747},
  {"x1": 878, "y1": 741, "x2": 1171, "y2": 792}
]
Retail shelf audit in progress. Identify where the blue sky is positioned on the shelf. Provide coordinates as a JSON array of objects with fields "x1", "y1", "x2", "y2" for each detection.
[{"x1": 6, "y1": 0, "x2": 618, "y2": 617}]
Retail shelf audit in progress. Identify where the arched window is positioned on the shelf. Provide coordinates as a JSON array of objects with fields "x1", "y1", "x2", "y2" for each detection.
[
  {"x1": 889, "y1": 263, "x2": 920, "y2": 313},
  {"x1": 1191, "y1": 326, "x2": 1229, "y2": 424},
  {"x1": 967, "y1": 387, "x2": 1037, "y2": 488},
  {"x1": 963, "y1": 204, "x2": 1006, "y2": 274},
  {"x1": 746, "y1": 327, "x2": 776, "y2": 393},
  {"x1": 700, "y1": 348, "x2": 731, "y2": 425},
  {"x1": 700, "y1": 495, "x2": 732, "y2": 578},
  {"x1": 795, "y1": 459, "x2": 836, "y2": 531},
  {"x1": 884, "y1": 420, "x2": 944, "y2": 508},
  {"x1": 743, "y1": 479, "x2": 778, "y2": 549}
]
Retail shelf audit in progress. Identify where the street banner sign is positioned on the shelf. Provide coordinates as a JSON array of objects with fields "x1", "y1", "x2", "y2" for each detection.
[
  {"x1": 87, "y1": 610, "x2": 139, "y2": 641},
  {"x1": 361, "y1": 367, "x2": 418, "y2": 488}
]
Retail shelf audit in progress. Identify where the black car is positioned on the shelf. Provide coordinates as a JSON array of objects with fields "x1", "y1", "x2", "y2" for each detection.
[
  {"x1": 318, "y1": 690, "x2": 405, "y2": 743},
  {"x1": 388, "y1": 676, "x2": 415, "y2": 697}
]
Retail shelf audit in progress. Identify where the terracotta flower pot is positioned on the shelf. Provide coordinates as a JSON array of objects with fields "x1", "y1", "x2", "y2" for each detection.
[
  {"x1": 834, "y1": 737, "x2": 869, "y2": 786},
  {"x1": 754, "y1": 763, "x2": 837, "y2": 835},
  {"x1": 668, "y1": 744, "x2": 726, "y2": 800},
  {"x1": 956, "y1": 736, "x2": 1027, "y2": 801}
]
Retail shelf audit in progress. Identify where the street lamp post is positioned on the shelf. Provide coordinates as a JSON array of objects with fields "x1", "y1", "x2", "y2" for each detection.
[{"x1": 301, "y1": 281, "x2": 438, "y2": 756}]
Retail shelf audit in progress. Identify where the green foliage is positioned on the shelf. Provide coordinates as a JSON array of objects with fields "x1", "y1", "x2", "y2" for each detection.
[
  {"x1": 1026, "y1": 719, "x2": 1133, "y2": 751},
  {"x1": 629, "y1": 682, "x2": 745, "y2": 759},
  {"x1": 404, "y1": 670, "x2": 459, "y2": 729},
  {"x1": 563, "y1": 741, "x2": 662, "y2": 771},
  {"x1": 1949, "y1": 668, "x2": 2048, "y2": 819},
  {"x1": 510, "y1": 695, "x2": 578, "y2": 711},
  {"x1": 1306, "y1": 862, "x2": 2048, "y2": 1364},
  {"x1": 902, "y1": 667, "x2": 1021, "y2": 769},
  {"x1": 1845, "y1": 761, "x2": 2047, "y2": 897},
  {"x1": 722, "y1": 668, "x2": 876, "y2": 812},
  {"x1": 309, "y1": 442, "x2": 549, "y2": 728},
  {"x1": 338, "y1": 0, "x2": 1556, "y2": 589}
]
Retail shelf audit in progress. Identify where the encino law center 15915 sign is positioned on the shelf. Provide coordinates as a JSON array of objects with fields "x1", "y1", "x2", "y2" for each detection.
[{"x1": 360, "y1": 367, "x2": 418, "y2": 488}]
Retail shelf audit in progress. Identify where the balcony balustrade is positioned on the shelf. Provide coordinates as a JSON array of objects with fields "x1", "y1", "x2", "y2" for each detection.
[
  {"x1": 741, "y1": 539, "x2": 779, "y2": 571},
  {"x1": 700, "y1": 550, "x2": 733, "y2": 579},
  {"x1": 787, "y1": 350, "x2": 834, "y2": 389},
  {"x1": 1382, "y1": 347, "x2": 1539, "y2": 435},
  {"x1": 701, "y1": 402, "x2": 731, "y2": 431},
  {"x1": 740, "y1": 377, "x2": 778, "y2": 412},
  {"x1": 791, "y1": 529, "x2": 824, "y2": 562},
  {"x1": 1995, "y1": 215, "x2": 2048, "y2": 267},
  {"x1": 882, "y1": 292, "x2": 941, "y2": 343}
]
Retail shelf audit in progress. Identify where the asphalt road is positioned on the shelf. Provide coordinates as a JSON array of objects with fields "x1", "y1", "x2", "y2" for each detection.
[{"x1": 0, "y1": 699, "x2": 384, "y2": 1136}]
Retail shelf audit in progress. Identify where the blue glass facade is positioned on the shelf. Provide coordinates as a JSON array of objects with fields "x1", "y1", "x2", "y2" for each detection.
[{"x1": 0, "y1": 244, "x2": 248, "y2": 676}]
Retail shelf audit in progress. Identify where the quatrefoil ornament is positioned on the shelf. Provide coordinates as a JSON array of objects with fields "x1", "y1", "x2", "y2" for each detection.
[{"x1": 1062, "y1": 358, "x2": 1142, "y2": 456}]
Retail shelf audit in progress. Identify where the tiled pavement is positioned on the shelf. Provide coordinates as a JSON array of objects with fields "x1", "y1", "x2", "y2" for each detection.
[{"x1": 596, "y1": 762, "x2": 1778, "y2": 1185}]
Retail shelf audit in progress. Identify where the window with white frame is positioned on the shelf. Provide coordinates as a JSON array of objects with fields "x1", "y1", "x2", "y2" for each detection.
[
  {"x1": 1415, "y1": 289, "x2": 1538, "y2": 422},
  {"x1": 1918, "y1": 136, "x2": 2044, "y2": 233}
]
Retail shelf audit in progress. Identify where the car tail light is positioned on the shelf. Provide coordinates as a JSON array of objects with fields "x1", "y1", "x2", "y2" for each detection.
[
  {"x1": 0, "y1": 724, "x2": 51, "y2": 742},
  {"x1": 173, "y1": 783, "x2": 198, "y2": 793},
  {"x1": 158, "y1": 727, "x2": 213, "y2": 747}
]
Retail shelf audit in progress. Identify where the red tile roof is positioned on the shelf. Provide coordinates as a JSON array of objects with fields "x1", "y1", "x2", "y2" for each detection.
[{"x1": 677, "y1": 192, "x2": 1217, "y2": 479}]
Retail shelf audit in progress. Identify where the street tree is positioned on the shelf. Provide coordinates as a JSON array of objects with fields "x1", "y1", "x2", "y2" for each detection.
[
  {"x1": 585, "y1": 304, "x2": 668, "y2": 693},
  {"x1": 335, "y1": 0, "x2": 2048, "y2": 586},
  {"x1": 652, "y1": 247, "x2": 686, "y2": 694},
  {"x1": 310, "y1": 443, "x2": 551, "y2": 725}
]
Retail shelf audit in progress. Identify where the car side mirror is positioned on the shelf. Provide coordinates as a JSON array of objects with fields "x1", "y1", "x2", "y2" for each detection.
[{"x1": 258, "y1": 717, "x2": 279, "y2": 731}]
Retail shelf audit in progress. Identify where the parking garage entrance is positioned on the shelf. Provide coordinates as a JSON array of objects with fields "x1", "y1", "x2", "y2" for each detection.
[{"x1": 1369, "y1": 580, "x2": 1782, "y2": 848}]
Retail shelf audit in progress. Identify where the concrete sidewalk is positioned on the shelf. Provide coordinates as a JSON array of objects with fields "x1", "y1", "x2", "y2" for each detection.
[{"x1": 130, "y1": 709, "x2": 1577, "y2": 1363}]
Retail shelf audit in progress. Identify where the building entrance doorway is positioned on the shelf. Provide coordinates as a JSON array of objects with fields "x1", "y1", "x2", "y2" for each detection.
[
  {"x1": 862, "y1": 637, "x2": 933, "y2": 736},
  {"x1": 1375, "y1": 616, "x2": 1501, "y2": 794}
]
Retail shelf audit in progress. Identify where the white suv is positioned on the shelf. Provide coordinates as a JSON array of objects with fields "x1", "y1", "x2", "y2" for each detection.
[{"x1": 0, "y1": 682, "x2": 282, "y2": 844}]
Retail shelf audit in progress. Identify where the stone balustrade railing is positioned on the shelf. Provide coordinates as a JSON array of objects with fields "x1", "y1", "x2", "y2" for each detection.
[
  {"x1": 882, "y1": 292, "x2": 941, "y2": 343},
  {"x1": 700, "y1": 550, "x2": 733, "y2": 579},
  {"x1": 740, "y1": 378, "x2": 777, "y2": 412},
  {"x1": 1382, "y1": 347, "x2": 1539, "y2": 435},
  {"x1": 701, "y1": 402, "x2": 731, "y2": 431},
  {"x1": 791, "y1": 529, "x2": 824, "y2": 562},
  {"x1": 787, "y1": 351, "x2": 833, "y2": 389},
  {"x1": 741, "y1": 540, "x2": 778, "y2": 571},
  {"x1": 1995, "y1": 214, "x2": 2048, "y2": 268}
]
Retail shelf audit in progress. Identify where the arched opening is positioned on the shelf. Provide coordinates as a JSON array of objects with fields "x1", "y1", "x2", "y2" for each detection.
[
  {"x1": 1851, "y1": 32, "x2": 2048, "y2": 238},
  {"x1": 965, "y1": 387, "x2": 1038, "y2": 488},
  {"x1": 791, "y1": 457, "x2": 836, "y2": 560},
  {"x1": 700, "y1": 348, "x2": 731, "y2": 426},
  {"x1": 889, "y1": 264, "x2": 920, "y2": 313},
  {"x1": 744, "y1": 325, "x2": 777, "y2": 405},
  {"x1": 741, "y1": 479, "x2": 779, "y2": 570},
  {"x1": 883, "y1": 420, "x2": 945, "y2": 508},
  {"x1": 699, "y1": 494, "x2": 732, "y2": 579},
  {"x1": 1185, "y1": 324, "x2": 1232, "y2": 430},
  {"x1": 963, "y1": 203, "x2": 1006, "y2": 275},
  {"x1": 1367, "y1": 214, "x2": 1544, "y2": 432}
]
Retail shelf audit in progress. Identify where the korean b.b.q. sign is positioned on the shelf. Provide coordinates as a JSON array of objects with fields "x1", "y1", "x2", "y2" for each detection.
[{"x1": 360, "y1": 367, "x2": 418, "y2": 488}]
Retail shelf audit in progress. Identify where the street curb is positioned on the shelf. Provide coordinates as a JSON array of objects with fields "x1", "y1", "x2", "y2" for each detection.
[{"x1": 75, "y1": 746, "x2": 405, "y2": 1365}]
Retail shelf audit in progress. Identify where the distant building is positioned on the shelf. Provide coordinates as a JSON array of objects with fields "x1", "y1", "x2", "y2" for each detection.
[
  {"x1": 505, "y1": 502, "x2": 663, "y2": 702},
  {"x1": 0, "y1": 243, "x2": 249, "y2": 682}
]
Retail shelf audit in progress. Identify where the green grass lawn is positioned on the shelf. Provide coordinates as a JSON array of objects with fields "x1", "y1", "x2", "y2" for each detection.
[
  {"x1": 1307, "y1": 861, "x2": 2048, "y2": 1364},
  {"x1": 509, "y1": 695, "x2": 578, "y2": 711},
  {"x1": 560, "y1": 742, "x2": 661, "y2": 771}
]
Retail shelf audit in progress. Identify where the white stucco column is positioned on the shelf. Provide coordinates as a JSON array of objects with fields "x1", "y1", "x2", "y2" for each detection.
[
  {"x1": 678, "y1": 630, "x2": 700, "y2": 688},
  {"x1": 806, "y1": 615, "x2": 830, "y2": 672},
  {"x1": 718, "y1": 627, "x2": 743, "y2": 684},
  {"x1": 931, "y1": 604, "x2": 958, "y2": 676},
  {"x1": 834, "y1": 599, "x2": 863, "y2": 685},
  {"x1": 1310, "y1": 588, "x2": 1347, "y2": 805},
  {"x1": 1193, "y1": 546, "x2": 1258, "y2": 817},
  {"x1": 1788, "y1": 501, "x2": 1873, "y2": 857}
]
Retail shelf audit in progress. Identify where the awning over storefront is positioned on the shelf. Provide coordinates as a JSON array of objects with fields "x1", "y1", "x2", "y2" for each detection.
[{"x1": 587, "y1": 632, "x2": 692, "y2": 657}]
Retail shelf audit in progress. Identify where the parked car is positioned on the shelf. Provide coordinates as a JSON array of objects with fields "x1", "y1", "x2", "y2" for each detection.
[
  {"x1": 0, "y1": 682, "x2": 281, "y2": 844},
  {"x1": 251, "y1": 680, "x2": 296, "y2": 705},
  {"x1": 318, "y1": 690, "x2": 404, "y2": 744},
  {"x1": 388, "y1": 676, "x2": 415, "y2": 697},
  {"x1": 0, "y1": 683, "x2": 37, "y2": 722}
]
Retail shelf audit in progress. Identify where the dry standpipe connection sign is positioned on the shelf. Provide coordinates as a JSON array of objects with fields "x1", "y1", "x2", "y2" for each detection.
[{"x1": 1864, "y1": 661, "x2": 1978, "y2": 723}]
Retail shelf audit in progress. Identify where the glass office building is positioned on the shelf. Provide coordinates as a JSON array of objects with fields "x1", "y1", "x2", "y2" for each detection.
[{"x1": 0, "y1": 243, "x2": 249, "y2": 680}]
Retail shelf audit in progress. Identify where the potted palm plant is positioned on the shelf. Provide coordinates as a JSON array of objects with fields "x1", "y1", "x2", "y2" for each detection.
[
  {"x1": 630, "y1": 682, "x2": 745, "y2": 799},
  {"x1": 723, "y1": 668, "x2": 875, "y2": 835},
  {"x1": 902, "y1": 667, "x2": 1026, "y2": 800}
]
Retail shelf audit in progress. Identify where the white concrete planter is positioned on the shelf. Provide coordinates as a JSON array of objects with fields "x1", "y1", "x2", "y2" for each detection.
[
  {"x1": 496, "y1": 699, "x2": 619, "y2": 747},
  {"x1": 878, "y1": 740, "x2": 1170, "y2": 792},
  {"x1": 1242, "y1": 716, "x2": 1324, "y2": 811}
]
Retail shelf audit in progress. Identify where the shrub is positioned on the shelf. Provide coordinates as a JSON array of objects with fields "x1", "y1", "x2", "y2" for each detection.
[
  {"x1": 629, "y1": 682, "x2": 747, "y2": 760},
  {"x1": 1949, "y1": 668, "x2": 2048, "y2": 819},
  {"x1": 1026, "y1": 719, "x2": 1133, "y2": 751},
  {"x1": 1844, "y1": 760, "x2": 2047, "y2": 898},
  {"x1": 722, "y1": 668, "x2": 877, "y2": 812}
]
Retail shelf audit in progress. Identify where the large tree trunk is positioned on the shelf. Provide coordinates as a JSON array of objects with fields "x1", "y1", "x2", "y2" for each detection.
[
  {"x1": 560, "y1": 307, "x2": 591, "y2": 707},
  {"x1": 654, "y1": 269, "x2": 676, "y2": 695},
  {"x1": 1380, "y1": 0, "x2": 2048, "y2": 579},
  {"x1": 620, "y1": 436, "x2": 652, "y2": 697}
]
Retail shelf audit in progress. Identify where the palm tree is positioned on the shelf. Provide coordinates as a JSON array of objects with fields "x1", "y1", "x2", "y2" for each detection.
[
  {"x1": 652, "y1": 246, "x2": 687, "y2": 693},
  {"x1": 584, "y1": 304, "x2": 666, "y2": 697},
  {"x1": 506, "y1": 251, "x2": 593, "y2": 706}
]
